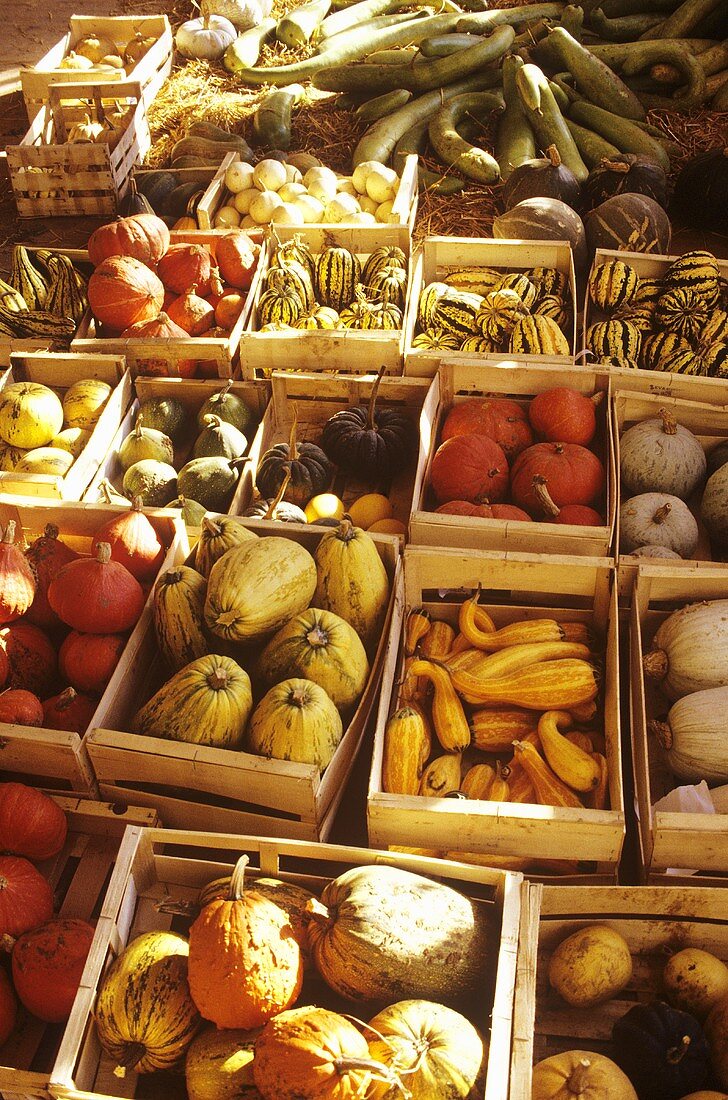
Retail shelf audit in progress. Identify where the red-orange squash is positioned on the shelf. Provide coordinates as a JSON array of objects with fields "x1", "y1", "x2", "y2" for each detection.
[
  {"x1": 215, "y1": 231, "x2": 259, "y2": 290},
  {"x1": 166, "y1": 285, "x2": 215, "y2": 336},
  {"x1": 24, "y1": 524, "x2": 80, "y2": 629},
  {"x1": 120, "y1": 312, "x2": 198, "y2": 377},
  {"x1": 548, "y1": 504, "x2": 604, "y2": 526},
  {"x1": 0, "y1": 968, "x2": 15, "y2": 1046},
  {"x1": 87, "y1": 213, "x2": 170, "y2": 268},
  {"x1": 12, "y1": 917, "x2": 95, "y2": 1022},
  {"x1": 0, "y1": 622, "x2": 57, "y2": 697},
  {"x1": 92, "y1": 499, "x2": 165, "y2": 582},
  {"x1": 157, "y1": 244, "x2": 216, "y2": 296},
  {"x1": 511, "y1": 442, "x2": 604, "y2": 516},
  {"x1": 42, "y1": 688, "x2": 97, "y2": 735},
  {"x1": 430, "y1": 434, "x2": 510, "y2": 505},
  {"x1": 435, "y1": 500, "x2": 532, "y2": 521},
  {"x1": 59, "y1": 632, "x2": 126, "y2": 695},
  {"x1": 0, "y1": 647, "x2": 7, "y2": 689},
  {"x1": 0, "y1": 521, "x2": 35, "y2": 624},
  {"x1": 529, "y1": 387, "x2": 601, "y2": 446},
  {"x1": 440, "y1": 397, "x2": 533, "y2": 460},
  {"x1": 0, "y1": 781, "x2": 67, "y2": 860},
  {"x1": 0, "y1": 855, "x2": 53, "y2": 939},
  {"x1": 48, "y1": 542, "x2": 145, "y2": 633},
  {"x1": 88, "y1": 256, "x2": 165, "y2": 332},
  {"x1": 0, "y1": 689, "x2": 44, "y2": 727}
]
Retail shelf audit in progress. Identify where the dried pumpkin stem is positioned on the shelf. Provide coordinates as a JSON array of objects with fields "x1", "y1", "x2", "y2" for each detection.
[
  {"x1": 202, "y1": 515, "x2": 222, "y2": 537},
  {"x1": 43, "y1": 523, "x2": 60, "y2": 539},
  {"x1": 648, "y1": 718, "x2": 673, "y2": 750},
  {"x1": 642, "y1": 648, "x2": 668, "y2": 681},
  {"x1": 532, "y1": 476, "x2": 561, "y2": 518},
  {"x1": 2, "y1": 521, "x2": 16, "y2": 544},
  {"x1": 113, "y1": 1041, "x2": 147, "y2": 1077},
  {"x1": 228, "y1": 854, "x2": 249, "y2": 901},
  {"x1": 306, "y1": 625, "x2": 329, "y2": 648},
  {"x1": 652, "y1": 502, "x2": 672, "y2": 524},
  {"x1": 659, "y1": 407, "x2": 678, "y2": 435},
  {"x1": 366, "y1": 362, "x2": 388, "y2": 432},
  {"x1": 96, "y1": 541, "x2": 112, "y2": 564},
  {"x1": 206, "y1": 667, "x2": 230, "y2": 691},
  {"x1": 567, "y1": 1058, "x2": 594, "y2": 1094},
  {"x1": 264, "y1": 467, "x2": 292, "y2": 520},
  {"x1": 545, "y1": 143, "x2": 561, "y2": 167},
  {"x1": 56, "y1": 687, "x2": 78, "y2": 710},
  {"x1": 666, "y1": 1035, "x2": 692, "y2": 1063}
]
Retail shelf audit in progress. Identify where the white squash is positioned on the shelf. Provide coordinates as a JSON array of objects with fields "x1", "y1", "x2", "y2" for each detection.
[
  {"x1": 249, "y1": 190, "x2": 283, "y2": 223},
  {"x1": 233, "y1": 187, "x2": 258, "y2": 214},
  {"x1": 224, "y1": 160, "x2": 255, "y2": 194},
  {"x1": 269, "y1": 203, "x2": 305, "y2": 227},
  {"x1": 643, "y1": 598, "x2": 728, "y2": 699},
  {"x1": 649, "y1": 686, "x2": 728, "y2": 784},
  {"x1": 620, "y1": 493, "x2": 698, "y2": 558},
  {"x1": 620, "y1": 408, "x2": 707, "y2": 500},
  {"x1": 630, "y1": 545, "x2": 682, "y2": 559},
  {"x1": 213, "y1": 205, "x2": 241, "y2": 228},
  {"x1": 376, "y1": 200, "x2": 395, "y2": 223},
  {"x1": 201, "y1": 0, "x2": 273, "y2": 31},
  {"x1": 175, "y1": 14, "x2": 237, "y2": 60},
  {"x1": 323, "y1": 193, "x2": 360, "y2": 223},
  {"x1": 365, "y1": 163, "x2": 398, "y2": 204},
  {"x1": 293, "y1": 194, "x2": 325, "y2": 223},
  {"x1": 253, "y1": 159, "x2": 287, "y2": 193},
  {"x1": 701, "y1": 463, "x2": 728, "y2": 548}
]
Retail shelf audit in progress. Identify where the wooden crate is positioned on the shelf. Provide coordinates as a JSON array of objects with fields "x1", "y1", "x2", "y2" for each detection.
[
  {"x1": 197, "y1": 151, "x2": 420, "y2": 231},
  {"x1": 403, "y1": 238, "x2": 577, "y2": 378},
  {"x1": 71, "y1": 232, "x2": 264, "y2": 378},
  {"x1": 83, "y1": 376, "x2": 270, "y2": 517},
  {"x1": 409, "y1": 361, "x2": 616, "y2": 557},
  {"x1": 19, "y1": 14, "x2": 172, "y2": 122},
  {"x1": 238, "y1": 223, "x2": 411, "y2": 379},
  {"x1": 233, "y1": 371, "x2": 429, "y2": 527},
  {"x1": 0, "y1": 797, "x2": 158, "y2": 1100},
  {"x1": 0, "y1": 249, "x2": 91, "y2": 369},
  {"x1": 0, "y1": 352, "x2": 131, "y2": 501},
  {"x1": 510, "y1": 881, "x2": 728, "y2": 1100},
  {"x1": 85, "y1": 520, "x2": 401, "y2": 838},
  {"x1": 368, "y1": 548, "x2": 625, "y2": 881},
  {"x1": 630, "y1": 565, "x2": 728, "y2": 883},
  {"x1": 614, "y1": 388, "x2": 728, "y2": 597},
  {"x1": 0, "y1": 498, "x2": 187, "y2": 798},
  {"x1": 583, "y1": 248, "x2": 728, "y2": 401},
  {"x1": 50, "y1": 827, "x2": 522, "y2": 1100},
  {"x1": 7, "y1": 81, "x2": 151, "y2": 219}
]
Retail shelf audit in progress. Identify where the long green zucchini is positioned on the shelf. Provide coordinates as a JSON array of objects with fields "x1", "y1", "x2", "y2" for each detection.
[
  {"x1": 366, "y1": 46, "x2": 419, "y2": 62},
  {"x1": 355, "y1": 88, "x2": 412, "y2": 121},
  {"x1": 623, "y1": 40, "x2": 707, "y2": 105},
  {"x1": 313, "y1": 25, "x2": 514, "y2": 93},
  {"x1": 456, "y1": 3, "x2": 566, "y2": 33},
  {"x1": 252, "y1": 84, "x2": 305, "y2": 149},
  {"x1": 318, "y1": 0, "x2": 394, "y2": 39},
  {"x1": 587, "y1": 8, "x2": 665, "y2": 40},
  {"x1": 276, "y1": 0, "x2": 331, "y2": 46},
  {"x1": 223, "y1": 18, "x2": 277, "y2": 69},
  {"x1": 548, "y1": 75, "x2": 576, "y2": 109},
  {"x1": 568, "y1": 99, "x2": 670, "y2": 168},
  {"x1": 393, "y1": 118, "x2": 466, "y2": 193},
  {"x1": 353, "y1": 72, "x2": 498, "y2": 166},
  {"x1": 495, "y1": 54, "x2": 536, "y2": 180},
  {"x1": 419, "y1": 33, "x2": 484, "y2": 56},
  {"x1": 320, "y1": 9, "x2": 433, "y2": 49},
  {"x1": 640, "y1": 0, "x2": 722, "y2": 38},
  {"x1": 515, "y1": 63, "x2": 589, "y2": 181},
  {"x1": 546, "y1": 26, "x2": 646, "y2": 119},
  {"x1": 428, "y1": 91, "x2": 504, "y2": 183},
  {"x1": 564, "y1": 118, "x2": 621, "y2": 167}
]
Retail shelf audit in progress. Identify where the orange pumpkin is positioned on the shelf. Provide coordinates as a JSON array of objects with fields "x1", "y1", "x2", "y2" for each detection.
[
  {"x1": 12, "y1": 917, "x2": 95, "y2": 1022},
  {"x1": 0, "y1": 782, "x2": 67, "y2": 860},
  {"x1": 87, "y1": 256, "x2": 165, "y2": 332},
  {"x1": 187, "y1": 855, "x2": 303, "y2": 1030},
  {"x1": 0, "y1": 968, "x2": 16, "y2": 1046}
]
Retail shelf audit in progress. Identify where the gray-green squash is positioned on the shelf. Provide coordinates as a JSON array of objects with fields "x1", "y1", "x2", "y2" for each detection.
[
  {"x1": 137, "y1": 395, "x2": 189, "y2": 444},
  {"x1": 196, "y1": 382, "x2": 256, "y2": 437},
  {"x1": 620, "y1": 407, "x2": 706, "y2": 501},
  {"x1": 620, "y1": 492, "x2": 699, "y2": 557},
  {"x1": 119, "y1": 419, "x2": 174, "y2": 472},
  {"x1": 177, "y1": 456, "x2": 241, "y2": 512},
  {"x1": 123, "y1": 459, "x2": 178, "y2": 506},
  {"x1": 192, "y1": 415, "x2": 248, "y2": 461}
]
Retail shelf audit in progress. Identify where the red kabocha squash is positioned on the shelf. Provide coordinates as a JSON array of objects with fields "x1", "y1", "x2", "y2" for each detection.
[
  {"x1": 0, "y1": 689, "x2": 44, "y2": 727},
  {"x1": 0, "y1": 968, "x2": 16, "y2": 1046},
  {"x1": 0, "y1": 521, "x2": 35, "y2": 624},
  {"x1": 440, "y1": 398, "x2": 533, "y2": 460},
  {"x1": 88, "y1": 256, "x2": 165, "y2": 332},
  {"x1": 430, "y1": 434, "x2": 509, "y2": 506},
  {"x1": 24, "y1": 523, "x2": 80, "y2": 629},
  {"x1": 0, "y1": 855, "x2": 53, "y2": 940},
  {"x1": 0, "y1": 782, "x2": 67, "y2": 860},
  {"x1": 87, "y1": 213, "x2": 170, "y2": 268},
  {"x1": 436, "y1": 500, "x2": 532, "y2": 521},
  {"x1": 511, "y1": 442, "x2": 604, "y2": 516},
  {"x1": 119, "y1": 312, "x2": 198, "y2": 377},
  {"x1": 528, "y1": 388, "x2": 602, "y2": 446},
  {"x1": 12, "y1": 917, "x2": 95, "y2": 1022},
  {"x1": 157, "y1": 243, "x2": 217, "y2": 296},
  {"x1": 166, "y1": 285, "x2": 215, "y2": 336},
  {"x1": 42, "y1": 688, "x2": 97, "y2": 735},
  {"x1": 215, "y1": 291, "x2": 246, "y2": 329},
  {"x1": 48, "y1": 542, "x2": 145, "y2": 634},
  {"x1": 92, "y1": 500, "x2": 165, "y2": 582},
  {"x1": 215, "y1": 231, "x2": 259, "y2": 290},
  {"x1": 59, "y1": 632, "x2": 126, "y2": 695},
  {"x1": 548, "y1": 504, "x2": 604, "y2": 526},
  {"x1": 0, "y1": 622, "x2": 57, "y2": 697}
]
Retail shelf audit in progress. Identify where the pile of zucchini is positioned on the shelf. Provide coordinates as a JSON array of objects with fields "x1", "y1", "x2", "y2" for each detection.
[{"x1": 221, "y1": 0, "x2": 728, "y2": 192}]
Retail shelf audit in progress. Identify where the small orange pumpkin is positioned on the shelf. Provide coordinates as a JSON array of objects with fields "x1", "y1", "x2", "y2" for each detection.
[{"x1": 187, "y1": 855, "x2": 303, "y2": 1030}]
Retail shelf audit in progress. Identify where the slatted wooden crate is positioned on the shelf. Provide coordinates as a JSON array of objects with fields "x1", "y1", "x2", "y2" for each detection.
[
  {"x1": 583, "y1": 248, "x2": 728, "y2": 401},
  {"x1": 614, "y1": 388, "x2": 728, "y2": 597},
  {"x1": 83, "y1": 376, "x2": 270, "y2": 518},
  {"x1": 368, "y1": 547, "x2": 625, "y2": 881},
  {"x1": 19, "y1": 14, "x2": 172, "y2": 122},
  {"x1": 71, "y1": 232, "x2": 264, "y2": 378},
  {"x1": 0, "y1": 352, "x2": 130, "y2": 501},
  {"x1": 239, "y1": 223, "x2": 411, "y2": 379},
  {"x1": 0, "y1": 498, "x2": 187, "y2": 798},
  {"x1": 233, "y1": 371, "x2": 429, "y2": 528},
  {"x1": 403, "y1": 238, "x2": 577, "y2": 378},
  {"x1": 630, "y1": 565, "x2": 728, "y2": 883},
  {"x1": 510, "y1": 881, "x2": 728, "y2": 1100},
  {"x1": 409, "y1": 361, "x2": 616, "y2": 557},
  {"x1": 85, "y1": 520, "x2": 401, "y2": 838},
  {"x1": 7, "y1": 81, "x2": 150, "y2": 219},
  {"x1": 50, "y1": 827, "x2": 522, "y2": 1100},
  {"x1": 0, "y1": 797, "x2": 158, "y2": 1100}
]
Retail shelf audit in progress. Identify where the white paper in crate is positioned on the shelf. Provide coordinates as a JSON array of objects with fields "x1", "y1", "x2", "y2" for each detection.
[{"x1": 637, "y1": 781, "x2": 715, "y2": 876}]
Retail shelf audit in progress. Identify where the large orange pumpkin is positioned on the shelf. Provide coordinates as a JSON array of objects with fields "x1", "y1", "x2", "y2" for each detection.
[
  {"x1": 187, "y1": 855, "x2": 303, "y2": 1030},
  {"x1": 157, "y1": 244, "x2": 216, "y2": 296},
  {"x1": 0, "y1": 855, "x2": 53, "y2": 940},
  {"x1": 119, "y1": 312, "x2": 198, "y2": 377},
  {"x1": 529, "y1": 387, "x2": 600, "y2": 446},
  {"x1": 0, "y1": 622, "x2": 57, "y2": 697},
  {"x1": 440, "y1": 397, "x2": 533, "y2": 460},
  {"x1": 87, "y1": 213, "x2": 170, "y2": 268},
  {"x1": 59, "y1": 631, "x2": 126, "y2": 695},
  {"x1": 435, "y1": 500, "x2": 532, "y2": 521},
  {"x1": 24, "y1": 523, "x2": 80, "y2": 629},
  {"x1": 12, "y1": 917, "x2": 95, "y2": 1022},
  {"x1": 0, "y1": 782, "x2": 67, "y2": 860},
  {"x1": 430, "y1": 434, "x2": 509, "y2": 506},
  {"x1": 88, "y1": 256, "x2": 165, "y2": 332},
  {"x1": 510, "y1": 442, "x2": 604, "y2": 517}
]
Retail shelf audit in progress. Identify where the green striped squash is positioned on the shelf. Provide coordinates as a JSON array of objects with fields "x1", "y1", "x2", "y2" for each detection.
[
  {"x1": 429, "y1": 291, "x2": 482, "y2": 339},
  {"x1": 94, "y1": 931, "x2": 201, "y2": 1076},
  {"x1": 663, "y1": 249, "x2": 720, "y2": 305},
  {"x1": 339, "y1": 293, "x2": 373, "y2": 329},
  {"x1": 417, "y1": 281, "x2": 449, "y2": 329},
  {"x1": 460, "y1": 335, "x2": 496, "y2": 353},
  {"x1": 266, "y1": 258, "x2": 314, "y2": 311},
  {"x1": 315, "y1": 246, "x2": 361, "y2": 312},
  {"x1": 361, "y1": 245, "x2": 406, "y2": 285},
  {"x1": 366, "y1": 264, "x2": 407, "y2": 309},
  {"x1": 656, "y1": 348, "x2": 706, "y2": 376},
  {"x1": 274, "y1": 238, "x2": 316, "y2": 285},
  {"x1": 703, "y1": 341, "x2": 728, "y2": 377},
  {"x1": 655, "y1": 286, "x2": 709, "y2": 345},
  {"x1": 632, "y1": 277, "x2": 663, "y2": 308},
  {"x1": 640, "y1": 331, "x2": 692, "y2": 372},
  {"x1": 613, "y1": 304, "x2": 654, "y2": 332},
  {"x1": 533, "y1": 294, "x2": 570, "y2": 329},
  {"x1": 293, "y1": 306, "x2": 340, "y2": 330},
  {"x1": 359, "y1": 300, "x2": 402, "y2": 330},
  {"x1": 586, "y1": 319, "x2": 641, "y2": 360},
  {"x1": 588, "y1": 259, "x2": 639, "y2": 311},
  {"x1": 152, "y1": 566, "x2": 210, "y2": 672},
  {"x1": 510, "y1": 314, "x2": 570, "y2": 355},
  {"x1": 495, "y1": 272, "x2": 537, "y2": 310},
  {"x1": 699, "y1": 309, "x2": 728, "y2": 349},
  {"x1": 412, "y1": 329, "x2": 460, "y2": 351},
  {"x1": 525, "y1": 267, "x2": 568, "y2": 300},
  {"x1": 257, "y1": 278, "x2": 302, "y2": 327},
  {"x1": 476, "y1": 289, "x2": 528, "y2": 344}
]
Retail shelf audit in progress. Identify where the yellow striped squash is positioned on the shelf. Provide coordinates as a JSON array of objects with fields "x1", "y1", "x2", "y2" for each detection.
[
  {"x1": 361, "y1": 245, "x2": 406, "y2": 284},
  {"x1": 315, "y1": 245, "x2": 361, "y2": 312},
  {"x1": 587, "y1": 259, "x2": 640, "y2": 311},
  {"x1": 663, "y1": 248, "x2": 720, "y2": 305},
  {"x1": 526, "y1": 266, "x2": 568, "y2": 300},
  {"x1": 313, "y1": 520, "x2": 390, "y2": 653},
  {"x1": 185, "y1": 1027, "x2": 261, "y2": 1100},
  {"x1": 194, "y1": 515, "x2": 257, "y2": 579},
  {"x1": 429, "y1": 291, "x2": 482, "y2": 339},
  {"x1": 704, "y1": 341, "x2": 728, "y2": 377},
  {"x1": 510, "y1": 314, "x2": 570, "y2": 355},
  {"x1": 640, "y1": 331, "x2": 691, "y2": 371},
  {"x1": 417, "y1": 281, "x2": 449, "y2": 329},
  {"x1": 411, "y1": 329, "x2": 460, "y2": 351},
  {"x1": 152, "y1": 566, "x2": 210, "y2": 672},
  {"x1": 586, "y1": 319, "x2": 641, "y2": 360},
  {"x1": 248, "y1": 677, "x2": 343, "y2": 769},
  {"x1": 496, "y1": 271, "x2": 537, "y2": 309},
  {"x1": 655, "y1": 286, "x2": 709, "y2": 344}
]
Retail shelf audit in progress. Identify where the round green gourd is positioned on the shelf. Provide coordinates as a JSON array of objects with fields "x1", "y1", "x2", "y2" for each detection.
[
  {"x1": 177, "y1": 456, "x2": 240, "y2": 512},
  {"x1": 123, "y1": 460, "x2": 178, "y2": 507},
  {"x1": 118, "y1": 420, "x2": 174, "y2": 472},
  {"x1": 192, "y1": 415, "x2": 248, "y2": 462},
  {"x1": 136, "y1": 396, "x2": 189, "y2": 445},
  {"x1": 196, "y1": 383, "x2": 256, "y2": 437}
]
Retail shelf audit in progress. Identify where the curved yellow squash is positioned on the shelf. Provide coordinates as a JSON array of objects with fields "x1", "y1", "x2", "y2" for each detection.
[
  {"x1": 94, "y1": 930, "x2": 201, "y2": 1076},
  {"x1": 313, "y1": 520, "x2": 390, "y2": 653},
  {"x1": 248, "y1": 678, "x2": 343, "y2": 770},
  {"x1": 0, "y1": 382, "x2": 64, "y2": 449},
  {"x1": 185, "y1": 1027, "x2": 262, "y2": 1100},
  {"x1": 62, "y1": 378, "x2": 112, "y2": 429}
]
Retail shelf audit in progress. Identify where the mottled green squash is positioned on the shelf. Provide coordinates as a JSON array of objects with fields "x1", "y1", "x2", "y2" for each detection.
[{"x1": 152, "y1": 567, "x2": 209, "y2": 672}]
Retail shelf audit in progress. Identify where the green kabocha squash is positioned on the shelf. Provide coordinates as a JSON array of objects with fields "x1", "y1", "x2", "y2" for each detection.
[
  {"x1": 133, "y1": 654, "x2": 253, "y2": 748},
  {"x1": 94, "y1": 930, "x2": 201, "y2": 1077},
  {"x1": 257, "y1": 607, "x2": 369, "y2": 712},
  {"x1": 196, "y1": 381, "x2": 256, "y2": 437},
  {"x1": 194, "y1": 515, "x2": 257, "y2": 578},
  {"x1": 192, "y1": 414, "x2": 248, "y2": 461},
  {"x1": 136, "y1": 395, "x2": 189, "y2": 444},
  {"x1": 313, "y1": 519, "x2": 390, "y2": 653},
  {"x1": 256, "y1": 412, "x2": 332, "y2": 508},
  {"x1": 185, "y1": 1027, "x2": 262, "y2": 1100},
  {"x1": 306, "y1": 865, "x2": 492, "y2": 1004},
  {"x1": 152, "y1": 566, "x2": 210, "y2": 672},
  {"x1": 319, "y1": 364, "x2": 417, "y2": 486},
  {"x1": 118, "y1": 418, "x2": 174, "y2": 472},
  {"x1": 123, "y1": 459, "x2": 178, "y2": 507},
  {"x1": 248, "y1": 677, "x2": 343, "y2": 770},
  {"x1": 177, "y1": 456, "x2": 242, "y2": 512},
  {"x1": 612, "y1": 1000, "x2": 710, "y2": 1100},
  {"x1": 204, "y1": 535, "x2": 317, "y2": 642}
]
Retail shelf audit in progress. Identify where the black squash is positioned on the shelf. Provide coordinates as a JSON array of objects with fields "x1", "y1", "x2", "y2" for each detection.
[
  {"x1": 672, "y1": 148, "x2": 728, "y2": 234},
  {"x1": 584, "y1": 154, "x2": 669, "y2": 210},
  {"x1": 256, "y1": 411, "x2": 332, "y2": 507},
  {"x1": 503, "y1": 144, "x2": 582, "y2": 212},
  {"x1": 611, "y1": 1000, "x2": 710, "y2": 1100},
  {"x1": 585, "y1": 193, "x2": 672, "y2": 258}
]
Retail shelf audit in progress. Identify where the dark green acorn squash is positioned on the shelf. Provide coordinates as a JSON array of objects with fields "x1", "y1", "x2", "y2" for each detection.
[
  {"x1": 122, "y1": 460, "x2": 178, "y2": 507},
  {"x1": 611, "y1": 1000, "x2": 710, "y2": 1100},
  {"x1": 136, "y1": 170, "x2": 178, "y2": 212},
  {"x1": 136, "y1": 395, "x2": 189, "y2": 445},
  {"x1": 585, "y1": 193, "x2": 671, "y2": 258},
  {"x1": 196, "y1": 381, "x2": 256, "y2": 437},
  {"x1": 584, "y1": 154, "x2": 669, "y2": 211},
  {"x1": 177, "y1": 456, "x2": 242, "y2": 512},
  {"x1": 192, "y1": 415, "x2": 248, "y2": 461}
]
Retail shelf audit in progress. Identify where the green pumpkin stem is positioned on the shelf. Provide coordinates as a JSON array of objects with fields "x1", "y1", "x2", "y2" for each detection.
[
  {"x1": 113, "y1": 1041, "x2": 147, "y2": 1078},
  {"x1": 366, "y1": 362, "x2": 388, "y2": 432},
  {"x1": 330, "y1": 1056, "x2": 406, "y2": 1093},
  {"x1": 666, "y1": 1035, "x2": 691, "y2": 1064},
  {"x1": 99, "y1": 479, "x2": 114, "y2": 505},
  {"x1": 227, "y1": 853, "x2": 249, "y2": 901}
]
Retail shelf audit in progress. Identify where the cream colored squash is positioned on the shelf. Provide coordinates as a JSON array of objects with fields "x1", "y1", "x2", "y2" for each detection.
[
  {"x1": 15, "y1": 447, "x2": 74, "y2": 476},
  {"x1": 643, "y1": 599, "x2": 728, "y2": 700},
  {"x1": 62, "y1": 378, "x2": 112, "y2": 429},
  {"x1": 313, "y1": 519, "x2": 390, "y2": 653},
  {"x1": 548, "y1": 924, "x2": 633, "y2": 1007},
  {"x1": 532, "y1": 1051, "x2": 638, "y2": 1100},
  {"x1": 648, "y1": 685, "x2": 728, "y2": 784}
]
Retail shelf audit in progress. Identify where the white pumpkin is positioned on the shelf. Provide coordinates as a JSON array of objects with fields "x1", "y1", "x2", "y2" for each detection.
[
  {"x1": 619, "y1": 492, "x2": 698, "y2": 558},
  {"x1": 650, "y1": 686, "x2": 728, "y2": 784},
  {"x1": 620, "y1": 409, "x2": 707, "y2": 500},
  {"x1": 175, "y1": 14, "x2": 237, "y2": 60},
  {"x1": 643, "y1": 598, "x2": 728, "y2": 700},
  {"x1": 201, "y1": 0, "x2": 273, "y2": 31}
]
